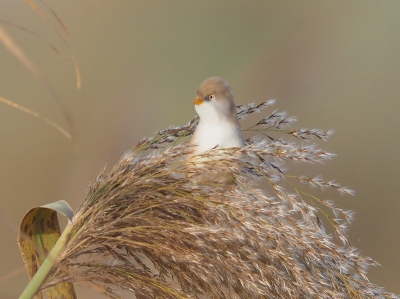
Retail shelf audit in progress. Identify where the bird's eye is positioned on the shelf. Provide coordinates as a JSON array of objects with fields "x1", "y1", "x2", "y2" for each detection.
[{"x1": 208, "y1": 94, "x2": 215, "y2": 100}]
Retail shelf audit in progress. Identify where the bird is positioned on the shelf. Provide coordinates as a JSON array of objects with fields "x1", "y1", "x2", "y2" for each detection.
[{"x1": 187, "y1": 77, "x2": 245, "y2": 182}]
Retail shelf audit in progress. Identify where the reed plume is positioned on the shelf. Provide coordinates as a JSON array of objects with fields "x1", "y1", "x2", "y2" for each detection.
[{"x1": 39, "y1": 100, "x2": 398, "y2": 299}]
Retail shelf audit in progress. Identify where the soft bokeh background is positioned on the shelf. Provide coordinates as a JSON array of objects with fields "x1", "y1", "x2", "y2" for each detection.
[{"x1": 1, "y1": 1, "x2": 399, "y2": 298}]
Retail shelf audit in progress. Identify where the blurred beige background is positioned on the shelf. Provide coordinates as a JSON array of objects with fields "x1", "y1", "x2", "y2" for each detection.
[{"x1": 1, "y1": 1, "x2": 399, "y2": 298}]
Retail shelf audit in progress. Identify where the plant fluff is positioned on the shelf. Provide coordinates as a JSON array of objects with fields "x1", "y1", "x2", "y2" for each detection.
[{"x1": 42, "y1": 100, "x2": 398, "y2": 299}]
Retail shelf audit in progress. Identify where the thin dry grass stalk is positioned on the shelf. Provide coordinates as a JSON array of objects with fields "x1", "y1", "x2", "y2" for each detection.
[
  {"x1": 42, "y1": 101, "x2": 397, "y2": 299},
  {"x1": 0, "y1": 3, "x2": 80, "y2": 147}
]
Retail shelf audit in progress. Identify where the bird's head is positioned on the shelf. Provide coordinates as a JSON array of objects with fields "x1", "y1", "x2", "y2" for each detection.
[{"x1": 193, "y1": 77, "x2": 237, "y2": 125}]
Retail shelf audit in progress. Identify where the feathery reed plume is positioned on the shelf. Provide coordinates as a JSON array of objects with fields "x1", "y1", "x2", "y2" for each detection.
[{"x1": 39, "y1": 101, "x2": 397, "y2": 298}]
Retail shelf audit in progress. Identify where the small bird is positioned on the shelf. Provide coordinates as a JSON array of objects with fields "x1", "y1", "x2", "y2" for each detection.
[{"x1": 188, "y1": 77, "x2": 244, "y2": 182}]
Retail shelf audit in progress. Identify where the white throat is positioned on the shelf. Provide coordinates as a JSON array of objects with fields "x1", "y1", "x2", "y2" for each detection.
[{"x1": 192, "y1": 102, "x2": 244, "y2": 154}]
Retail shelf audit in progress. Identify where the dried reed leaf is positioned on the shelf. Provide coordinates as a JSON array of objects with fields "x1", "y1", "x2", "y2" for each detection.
[{"x1": 17, "y1": 201, "x2": 76, "y2": 299}]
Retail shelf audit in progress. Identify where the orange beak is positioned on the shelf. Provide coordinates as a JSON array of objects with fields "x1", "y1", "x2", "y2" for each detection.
[{"x1": 193, "y1": 97, "x2": 203, "y2": 105}]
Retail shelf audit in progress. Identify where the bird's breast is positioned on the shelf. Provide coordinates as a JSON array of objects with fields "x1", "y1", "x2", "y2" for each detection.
[{"x1": 190, "y1": 121, "x2": 244, "y2": 155}]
